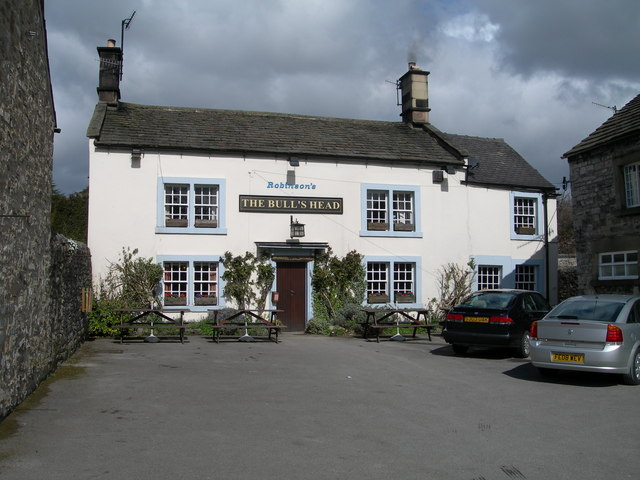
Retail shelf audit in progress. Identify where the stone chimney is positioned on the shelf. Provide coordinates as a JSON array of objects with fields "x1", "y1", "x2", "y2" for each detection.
[
  {"x1": 96, "y1": 39, "x2": 122, "y2": 105},
  {"x1": 399, "y1": 62, "x2": 430, "y2": 124}
]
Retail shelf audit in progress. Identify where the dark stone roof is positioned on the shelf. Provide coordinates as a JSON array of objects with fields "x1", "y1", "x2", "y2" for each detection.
[
  {"x1": 87, "y1": 101, "x2": 554, "y2": 191},
  {"x1": 88, "y1": 102, "x2": 464, "y2": 166},
  {"x1": 563, "y1": 93, "x2": 640, "y2": 158},
  {"x1": 444, "y1": 133, "x2": 555, "y2": 191}
]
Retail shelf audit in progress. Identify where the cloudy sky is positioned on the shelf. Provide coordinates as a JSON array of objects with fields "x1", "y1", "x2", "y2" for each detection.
[{"x1": 45, "y1": 0, "x2": 640, "y2": 194}]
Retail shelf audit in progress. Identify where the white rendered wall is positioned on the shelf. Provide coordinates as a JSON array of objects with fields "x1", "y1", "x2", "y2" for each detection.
[{"x1": 88, "y1": 147, "x2": 557, "y2": 310}]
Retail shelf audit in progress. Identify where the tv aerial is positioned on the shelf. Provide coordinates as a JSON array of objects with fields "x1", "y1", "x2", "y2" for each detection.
[
  {"x1": 120, "y1": 11, "x2": 136, "y2": 79},
  {"x1": 592, "y1": 102, "x2": 617, "y2": 114}
]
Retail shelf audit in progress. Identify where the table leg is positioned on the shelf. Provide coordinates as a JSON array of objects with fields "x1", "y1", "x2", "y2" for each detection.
[
  {"x1": 239, "y1": 321, "x2": 254, "y2": 342},
  {"x1": 144, "y1": 320, "x2": 159, "y2": 343}
]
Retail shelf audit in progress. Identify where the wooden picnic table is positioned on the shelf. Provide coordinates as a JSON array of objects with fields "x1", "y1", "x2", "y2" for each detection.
[
  {"x1": 114, "y1": 308, "x2": 188, "y2": 343},
  {"x1": 361, "y1": 308, "x2": 436, "y2": 343},
  {"x1": 207, "y1": 309, "x2": 285, "y2": 343}
]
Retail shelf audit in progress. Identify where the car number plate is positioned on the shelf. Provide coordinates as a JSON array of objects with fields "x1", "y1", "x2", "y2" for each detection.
[
  {"x1": 464, "y1": 316, "x2": 489, "y2": 323},
  {"x1": 551, "y1": 353, "x2": 584, "y2": 363}
]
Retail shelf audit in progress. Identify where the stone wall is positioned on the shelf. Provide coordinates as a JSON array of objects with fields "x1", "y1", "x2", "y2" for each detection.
[
  {"x1": 569, "y1": 136, "x2": 640, "y2": 295},
  {"x1": 0, "y1": 0, "x2": 91, "y2": 420},
  {"x1": 50, "y1": 234, "x2": 92, "y2": 365}
]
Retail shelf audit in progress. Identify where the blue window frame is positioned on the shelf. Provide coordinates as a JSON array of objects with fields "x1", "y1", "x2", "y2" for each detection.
[
  {"x1": 156, "y1": 177, "x2": 227, "y2": 234},
  {"x1": 510, "y1": 191, "x2": 543, "y2": 240},
  {"x1": 364, "y1": 256, "x2": 422, "y2": 306},
  {"x1": 360, "y1": 184, "x2": 422, "y2": 237},
  {"x1": 472, "y1": 255, "x2": 544, "y2": 293},
  {"x1": 157, "y1": 255, "x2": 226, "y2": 312}
]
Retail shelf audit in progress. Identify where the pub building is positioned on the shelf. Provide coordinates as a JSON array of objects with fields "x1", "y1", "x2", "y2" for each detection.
[{"x1": 87, "y1": 42, "x2": 558, "y2": 331}]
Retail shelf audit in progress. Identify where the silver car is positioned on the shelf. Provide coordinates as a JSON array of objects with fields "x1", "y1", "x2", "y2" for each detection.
[{"x1": 530, "y1": 294, "x2": 640, "y2": 384}]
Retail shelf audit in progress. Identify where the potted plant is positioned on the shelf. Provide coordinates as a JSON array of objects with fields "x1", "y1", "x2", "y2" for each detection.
[
  {"x1": 515, "y1": 226, "x2": 535, "y2": 235},
  {"x1": 164, "y1": 293, "x2": 187, "y2": 306},
  {"x1": 194, "y1": 293, "x2": 217, "y2": 305},
  {"x1": 166, "y1": 217, "x2": 188, "y2": 227},
  {"x1": 367, "y1": 222, "x2": 389, "y2": 231},
  {"x1": 195, "y1": 218, "x2": 217, "y2": 228},
  {"x1": 368, "y1": 292, "x2": 390, "y2": 304},
  {"x1": 395, "y1": 292, "x2": 416, "y2": 303},
  {"x1": 393, "y1": 222, "x2": 415, "y2": 232}
]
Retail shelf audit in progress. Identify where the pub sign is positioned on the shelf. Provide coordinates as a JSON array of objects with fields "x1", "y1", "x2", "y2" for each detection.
[{"x1": 239, "y1": 195, "x2": 343, "y2": 214}]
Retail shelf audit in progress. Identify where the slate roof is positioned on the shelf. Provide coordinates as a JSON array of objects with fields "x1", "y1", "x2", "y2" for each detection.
[
  {"x1": 88, "y1": 102, "x2": 464, "y2": 166},
  {"x1": 563, "y1": 93, "x2": 640, "y2": 158},
  {"x1": 87, "y1": 101, "x2": 555, "y2": 191},
  {"x1": 444, "y1": 133, "x2": 555, "y2": 191}
]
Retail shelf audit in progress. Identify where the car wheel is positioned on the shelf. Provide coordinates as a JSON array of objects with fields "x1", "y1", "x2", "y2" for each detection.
[
  {"x1": 537, "y1": 367, "x2": 559, "y2": 379},
  {"x1": 622, "y1": 349, "x2": 640, "y2": 385},
  {"x1": 514, "y1": 331, "x2": 531, "y2": 358},
  {"x1": 452, "y1": 344, "x2": 468, "y2": 355}
]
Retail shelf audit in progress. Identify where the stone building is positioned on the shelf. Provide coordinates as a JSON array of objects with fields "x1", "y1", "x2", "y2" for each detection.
[
  {"x1": 563, "y1": 94, "x2": 640, "y2": 295},
  {"x1": 0, "y1": 0, "x2": 91, "y2": 419}
]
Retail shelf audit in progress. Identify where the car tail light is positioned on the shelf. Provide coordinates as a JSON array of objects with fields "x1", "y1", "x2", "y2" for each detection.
[
  {"x1": 446, "y1": 313, "x2": 463, "y2": 322},
  {"x1": 489, "y1": 315, "x2": 514, "y2": 324},
  {"x1": 605, "y1": 324, "x2": 623, "y2": 343},
  {"x1": 530, "y1": 321, "x2": 538, "y2": 339}
]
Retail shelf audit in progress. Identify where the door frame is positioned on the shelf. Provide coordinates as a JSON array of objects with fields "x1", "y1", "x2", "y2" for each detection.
[{"x1": 256, "y1": 242, "x2": 328, "y2": 330}]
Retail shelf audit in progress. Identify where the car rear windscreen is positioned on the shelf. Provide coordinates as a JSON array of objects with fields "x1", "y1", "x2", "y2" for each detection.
[{"x1": 548, "y1": 300, "x2": 624, "y2": 322}]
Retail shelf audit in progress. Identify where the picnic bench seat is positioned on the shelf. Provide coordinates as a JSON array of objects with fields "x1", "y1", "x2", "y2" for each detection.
[
  {"x1": 361, "y1": 322, "x2": 437, "y2": 343},
  {"x1": 207, "y1": 309, "x2": 285, "y2": 343},
  {"x1": 114, "y1": 309, "x2": 188, "y2": 343},
  {"x1": 208, "y1": 322, "x2": 285, "y2": 343},
  {"x1": 361, "y1": 308, "x2": 437, "y2": 343}
]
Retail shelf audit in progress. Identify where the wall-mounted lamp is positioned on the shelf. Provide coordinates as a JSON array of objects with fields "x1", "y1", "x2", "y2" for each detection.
[
  {"x1": 290, "y1": 215, "x2": 305, "y2": 238},
  {"x1": 131, "y1": 148, "x2": 142, "y2": 168},
  {"x1": 289, "y1": 157, "x2": 300, "y2": 167}
]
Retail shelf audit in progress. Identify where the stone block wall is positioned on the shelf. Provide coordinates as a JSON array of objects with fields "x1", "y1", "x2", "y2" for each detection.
[
  {"x1": 50, "y1": 234, "x2": 92, "y2": 365},
  {"x1": 569, "y1": 137, "x2": 640, "y2": 294},
  {"x1": 0, "y1": 0, "x2": 91, "y2": 420}
]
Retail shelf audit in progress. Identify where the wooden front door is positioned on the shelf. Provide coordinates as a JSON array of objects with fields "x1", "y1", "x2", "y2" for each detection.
[{"x1": 276, "y1": 261, "x2": 307, "y2": 332}]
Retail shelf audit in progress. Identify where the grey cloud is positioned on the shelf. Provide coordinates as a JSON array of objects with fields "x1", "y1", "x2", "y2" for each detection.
[
  {"x1": 44, "y1": 0, "x2": 638, "y2": 194},
  {"x1": 476, "y1": 0, "x2": 640, "y2": 80}
]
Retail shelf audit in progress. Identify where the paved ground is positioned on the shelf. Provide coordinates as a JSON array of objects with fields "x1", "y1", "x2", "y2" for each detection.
[{"x1": 0, "y1": 333, "x2": 639, "y2": 480}]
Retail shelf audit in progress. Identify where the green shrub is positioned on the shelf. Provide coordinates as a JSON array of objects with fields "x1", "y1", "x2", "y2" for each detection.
[
  {"x1": 88, "y1": 298, "x2": 124, "y2": 337},
  {"x1": 310, "y1": 248, "x2": 365, "y2": 334},
  {"x1": 334, "y1": 303, "x2": 367, "y2": 333},
  {"x1": 185, "y1": 317, "x2": 214, "y2": 336},
  {"x1": 89, "y1": 247, "x2": 163, "y2": 337},
  {"x1": 305, "y1": 317, "x2": 331, "y2": 335}
]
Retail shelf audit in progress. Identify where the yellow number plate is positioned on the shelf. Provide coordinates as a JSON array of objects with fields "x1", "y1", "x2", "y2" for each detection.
[
  {"x1": 464, "y1": 316, "x2": 489, "y2": 323},
  {"x1": 552, "y1": 353, "x2": 584, "y2": 363}
]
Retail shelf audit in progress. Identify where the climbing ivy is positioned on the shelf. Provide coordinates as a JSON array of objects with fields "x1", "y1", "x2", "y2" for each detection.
[
  {"x1": 310, "y1": 248, "x2": 366, "y2": 332},
  {"x1": 220, "y1": 251, "x2": 275, "y2": 310}
]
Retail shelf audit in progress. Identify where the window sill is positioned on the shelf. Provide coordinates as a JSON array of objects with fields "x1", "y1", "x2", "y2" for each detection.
[
  {"x1": 510, "y1": 233, "x2": 544, "y2": 241},
  {"x1": 614, "y1": 206, "x2": 640, "y2": 217},
  {"x1": 360, "y1": 229, "x2": 422, "y2": 238},
  {"x1": 156, "y1": 226, "x2": 227, "y2": 235},
  {"x1": 591, "y1": 278, "x2": 640, "y2": 287}
]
